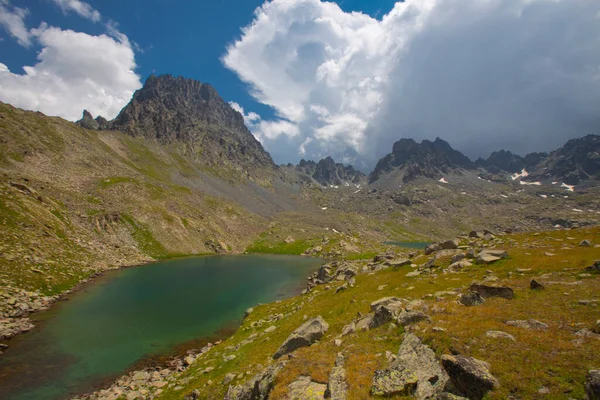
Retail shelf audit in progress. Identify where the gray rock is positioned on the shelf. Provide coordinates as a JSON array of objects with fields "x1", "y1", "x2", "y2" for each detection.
[
  {"x1": 325, "y1": 353, "x2": 348, "y2": 400},
  {"x1": 586, "y1": 370, "x2": 600, "y2": 400},
  {"x1": 370, "y1": 305, "x2": 398, "y2": 329},
  {"x1": 459, "y1": 292, "x2": 485, "y2": 306},
  {"x1": 485, "y1": 330, "x2": 516, "y2": 341},
  {"x1": 371, "y1": 366, "x2": 418, "y2": 397},
  {"x1": 396, "y1": 311, "x2": 430, "y2": 327},
  {"x1": 273, "y1": 317, "x2": 328, "y2": 359},
  {"x1": 288, "y1": 376, "x2": 327, "y2": 399},
  {"x1": 370, "y1": 297, "x2": 403, "y2": 312},
  {"x1": 580, "y1": 239, "x2": 592, "y2": 247},
  {"x1": 469, "y1": 231, "x2": 484, "y2": 239},
  {"x1": 441, "y1": 355, "x2": 499, "y2": 400},
  {"x1": 448, "y1": 260, "x2": 472, "y2": 271},
  {"x1": 505, "y1": 319, "x2": 548, "y2": 330},
  {"x1": 224, "y1": 362, "x2": 286, "y2": 400},
  {"x1": 394, "y1": 333, "x2": 449, "y2": 399},
  {"x1": 386, "y1": 259, "x2": 412, "y2": 267},
  {"x1": 585, "y1": 261, "x2": 600, "y2": 273},
  {"x1": 469, "y1": 284, "x2": 514, "y2": 300},
  {"x1": 440, "y1": 239, "x2": 460, "y2": 250}
]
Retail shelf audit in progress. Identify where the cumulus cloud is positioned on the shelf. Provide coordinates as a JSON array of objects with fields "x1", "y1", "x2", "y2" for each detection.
[
  {"x1": 51, "y1": 0, "x2": 101, "y2": 22},
  {"x1": 0, "y1": 0, "x2": 32, "y2": 46},
  {"x1": 0, "y1": 25, "x2": 142, "y2": 120},
  {"x1": 228, "y1": 101, "x2": 299, "y2": 142},
  {"x1": 223, "y1": 0, "x2": 600, "y2": 168}
]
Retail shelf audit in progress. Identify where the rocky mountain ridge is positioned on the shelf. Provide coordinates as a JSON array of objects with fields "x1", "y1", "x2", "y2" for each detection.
[
  {"x1": 369, "y1": 135, "x2": 600, "y2": 187},
  {"x1": 288, "y1": 157, "x2": 366, "y2": 187}
]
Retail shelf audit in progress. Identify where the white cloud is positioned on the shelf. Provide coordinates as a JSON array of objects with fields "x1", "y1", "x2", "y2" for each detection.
[
  {"x1": 0, "y1": 0, "x2": 32, "y2": 46},
  {"x1": 51, "y1": 0, "x2": 101, "y2": 22},
  {"x1": 224, "y1": 0, "x2": 600, "y2": 168},
  {"x1": 0, "y1": 25, "x2": 142, "y2": 120},
  {"x1": 228, "y1": 100, "x2": 298, "y2": 143}
]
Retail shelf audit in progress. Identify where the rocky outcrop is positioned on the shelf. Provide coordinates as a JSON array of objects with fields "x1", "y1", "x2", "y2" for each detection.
[
  {"x1": 76, "y1": 110, "x2": 109, "y2": 131},
  {"x1": 287, "y1": 376, "x2": 327, "y2": 399},
  {"x1": 225, "y1": 362, "x2": 286, "y2": 400},
  {"x1": 371, "y1": 366, "x2": 418, "y2": 397},
  {"x1": 459, "y1": 292, "x2": 485, "y2": 307},
  {"x1": 273, "y1": 316, "x2": 329, "y2": 359},
  {"x1": 441, "y1": 355, "x2": 499, "y2": 400},
  {"x1": 325, "y1": 353, "x2": 348, "y2": 400}
]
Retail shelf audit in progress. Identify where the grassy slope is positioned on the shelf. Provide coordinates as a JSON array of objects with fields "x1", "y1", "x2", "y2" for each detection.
[
  {"x1": 154, "y1": 226, "x2": 600, "y2": 400},
  {"x1": 0, "y1": 103, "x2": 268, "y2": 294}
]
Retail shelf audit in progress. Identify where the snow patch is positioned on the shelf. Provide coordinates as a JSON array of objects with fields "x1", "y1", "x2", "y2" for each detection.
[
  {"x1": 321, "y1": 207, "x2": 327, "y2": 210},
  {"x1": 561, "y1": 183, "x2": 575, "y2": 192},
  {"x1": 460, "y1": 192, "x2": 467, "y2": 195},
  {"x1": 540, "y1": 194, "x2": 547, "y2": 198},
  {"x1": 344, "y1": 182, "x2": 350, "y2": 187},
  {"x1": 572, "y1": 208, "x2": 583, "y2": 212},
  {"x1": 519, "y1": 180, "x2": 541, "y2": 186},
  {"x1": 332, "y1": 228, "x2": 340, "y2": 233},
  {"x1": 511, "y1": 169, "x2": 529, "y2": 181},
  {"x1": 353, "y1": 189, "x2": 361, "y2": 194},
  {"x1": 500, "y1": 194, "x2": 508, "y2": 198},
  {"x1": 552, "y1": 181, "x2": 558, "y2": 185},
  {"x1": 438, "y1": 177, "x2": 448, "y2": 184}
]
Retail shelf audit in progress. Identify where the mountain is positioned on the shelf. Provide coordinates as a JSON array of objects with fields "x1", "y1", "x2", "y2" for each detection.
[
  {"x1": 293, "y1": 157, "x2": 365, "y2": 186},
  {"x1": 526, "y1": 134, "x2": 600, "y2": 184},
  {"x1": 475, "y1": 150, "x2": 548, "y2": 174},
  {"x1": 109, "y1": 74, "x2": 276, "y2": 180},
  {"x1": 369, "y1": 137, "x2": 475, "y2": 185}
]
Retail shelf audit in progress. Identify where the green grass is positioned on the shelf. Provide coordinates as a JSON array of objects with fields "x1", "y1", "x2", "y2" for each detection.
[
  {"x1": 98, "y1": 176, "x2": 140, "y2": 188},
  {"x1": 121, "y1": 214, "x2": 168, "y2": 258},
  {"x1": 245, "y1": 238, "x2": 311, "y2": 255}
]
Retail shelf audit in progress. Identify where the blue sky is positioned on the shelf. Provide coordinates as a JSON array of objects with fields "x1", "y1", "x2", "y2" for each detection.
[
  {"x1": 0, "y1": 0, "x2": 397, "y2": 126},
  {"x1": 1, "y1": 0, "x2": 600, "y2": 168}
]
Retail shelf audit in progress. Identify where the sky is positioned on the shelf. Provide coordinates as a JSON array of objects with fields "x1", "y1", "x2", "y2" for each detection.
[{"x1": 1, "y1": 0, "x2": 600, "y2": 171}]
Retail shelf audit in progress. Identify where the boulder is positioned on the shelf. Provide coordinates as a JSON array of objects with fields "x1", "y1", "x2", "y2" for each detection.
[
  {"x1": 396, "y1": 311, "x2": 430, "y2": 327},
  {"x1": 593, "y1": 320, "x2": 600, "y2": 335},
  {"x1": 370, "y1": 306, "x2": 398, "y2": 329},
  {"x1": 285, "y1": 236, "x2": 296, "y2": 244},
  {"x1": 441, "y1": 355, "x2": 499, "y2": 400},
  {"x1": 586, "y1": 370, "x2": 600, "y2": 400},
  {"x1": 440, "y1": 239, "x2": 460, "y2": 250},
  {"x1": 459, "y1": 292, "x2": 485, "y2": 306},
  {"x1": 475, "y1": 255, "x2": 501, "y2": 265},
  {"x1": 448, "y1": 260, "x2": 472, "y2": 271},
  {"x1": 370, "y1": 297, "x2": 403, "y2": 312},
  {"x1": 580, "y1": 239, "x2": 592, "y2": 247},
  {"x1": 273, "y1": 317, "x2": 329, "y2": 359},
  {"x1": 224, "y1": 362, "x2": 286, "y2": 400},
  {"x1": 355, "y1": 314, "x2": 375, "y2": 331},
  {"x1": 317, "y1": 266, "x2": 333, "y2": 283},
  {"x1": 325, "y1": 353, "x2": 348, "y2": 400},
  {"x1": 530, "y1": 280, "x2": 544, "y2": 290},
  {"x1": 394, "y1": 333, "x2": 449, "y2": 399},
  {"x1": 371, "y1": 366, "x2": 418, "y2": 397},
  {"x1": 505, "y1": 319, "x2": 548, "y2": 330},
  {"x1": 425, "y1": 244, "x2": 442, "y2": 255},
  {"x1": 288, "y1": 376, "x2": 327, "y2": 399},
  {"x1": 479, "y1": 249, "x2": 508, "y2": 259},
  {"x1": 386, "y1": 259, "x2": 412, "y2": 267},
  {"x1": 469, "y1": 284, "x2": 514, "y2": 300}
]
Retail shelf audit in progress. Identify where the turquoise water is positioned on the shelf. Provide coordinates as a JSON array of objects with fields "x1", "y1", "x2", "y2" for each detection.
[
  {"x1": 0, "y1": 255, "x2": 321, "y2": 400},
  {"x1": 383, "y1": 241, "x2": 431, "y2": 249}
]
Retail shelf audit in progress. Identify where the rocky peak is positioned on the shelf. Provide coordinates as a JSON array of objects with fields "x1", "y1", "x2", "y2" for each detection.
[
  {"x1": 294, "y1": 157, "x2": 365, "y2": 186},
  {"x1": 370, "y1": 137, "x2": 475, "y2": 183},
  {"x1": 528, "y1": 134, "x2": 600, "y2": 184},
  {"x1": 109, "y1": 74, "x2": 275, "y2": 173}
]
